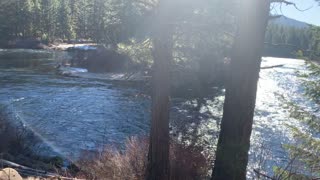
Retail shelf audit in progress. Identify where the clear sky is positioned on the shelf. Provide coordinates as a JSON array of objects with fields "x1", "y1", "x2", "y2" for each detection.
[{"x1": 272, "y1": 0, "x2": 320, "y2": 26}]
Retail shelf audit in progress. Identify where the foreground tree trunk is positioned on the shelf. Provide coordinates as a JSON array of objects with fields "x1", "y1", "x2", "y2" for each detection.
[
  {"x1": 212, "y1": 0, "x2": 270, "y2": 179},
  {"x1": 146, "y1": 1, "x2": 173, "y2": 179}
]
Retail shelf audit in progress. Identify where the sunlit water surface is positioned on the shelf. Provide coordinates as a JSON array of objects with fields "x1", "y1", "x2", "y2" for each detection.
[{"x1": 0, "y1": 49, "x2": 317, "y2": 177}]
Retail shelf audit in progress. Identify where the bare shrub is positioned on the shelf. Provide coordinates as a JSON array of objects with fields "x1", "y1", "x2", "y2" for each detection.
[
  {"x1": 170, "y1": 142, "x2": 211, "y2": 180},
  {"x1": 76, "y1": 137, "x2": 211, "y2": 180}
]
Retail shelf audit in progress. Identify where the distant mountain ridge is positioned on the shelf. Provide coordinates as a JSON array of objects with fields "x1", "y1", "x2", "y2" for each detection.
[{"x1": 269, "y1": 15, "x2": 310, "y2": 29}]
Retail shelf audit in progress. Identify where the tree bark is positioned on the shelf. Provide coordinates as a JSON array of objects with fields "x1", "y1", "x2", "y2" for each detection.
[
  {"x1": 146, "y1": 1, "x2": 173, "y2": 179},
  {"x1": 212, "y1": 0, "x2": 270, "y2": 180}
]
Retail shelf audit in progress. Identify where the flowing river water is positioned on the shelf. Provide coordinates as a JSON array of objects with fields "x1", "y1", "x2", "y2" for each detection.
[{"x1": 0, "y1": 49, "x2": 316, "y2": 177}]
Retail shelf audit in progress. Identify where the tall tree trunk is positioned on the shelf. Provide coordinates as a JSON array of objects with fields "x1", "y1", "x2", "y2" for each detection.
[
  {"x1": 146, "y1": 1, "x2": 172, "y2": 180},
  {"x1": 212, "y1": 0, "x2": 270, "y2": 179}
]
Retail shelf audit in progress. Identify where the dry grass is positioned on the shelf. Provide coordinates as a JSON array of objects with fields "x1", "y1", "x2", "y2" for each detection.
[{"x1": 76, "y1": 137, "x2": 211, "y2": 180}]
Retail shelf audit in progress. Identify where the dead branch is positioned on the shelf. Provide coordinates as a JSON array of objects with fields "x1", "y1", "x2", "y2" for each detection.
[
  {"x1": 270, "y1": 0, "x2": 313, "y2": 12},
  {"x1": 254, "y1": 169, "x2": 276, "y2": 180},
  {"x1": 261, "y1": 64, "x2": 284, "y2": 69}
]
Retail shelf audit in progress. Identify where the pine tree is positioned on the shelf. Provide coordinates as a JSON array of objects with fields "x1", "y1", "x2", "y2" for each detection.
[
  {"x1": 146, "y1": 1, "x2": 173, "y2": 179},
  {"x1": 17, "y1": 0, "x2": 33, "y2": 37},
  {"x1": 212, "y1": 0, "x2": 270, "y2": 179},
  {"x1": 74, "y1": 0, "x2": 90, "y2": 39},
  {"x1": 40, "y1": 0, "x2": 59, "y2": 42},
  {"x1": 31, "y1": 0, "x2": 42, "y2": 37},
  {"x1": 57, "y1": 0, "x2": 73, "y2": 40}
]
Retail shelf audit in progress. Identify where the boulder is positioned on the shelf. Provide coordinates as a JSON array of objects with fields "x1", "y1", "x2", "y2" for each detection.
[{"x1": 0, "y1": 168, "x2": 23, "y2": 180}]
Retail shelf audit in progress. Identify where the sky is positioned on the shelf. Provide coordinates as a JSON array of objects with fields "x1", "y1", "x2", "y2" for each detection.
[{"x1": 273, "y1": 0, "x2": 320, "y2": 26}]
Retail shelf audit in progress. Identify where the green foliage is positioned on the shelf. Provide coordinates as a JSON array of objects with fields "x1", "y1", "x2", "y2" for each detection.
[
  {"x1": 295, "y1": 50, "x2": 304, "y2": 59},
  {"x1": 118, "y1": 38, "x2": 153, "y2": 70},
  {"x1": 309, "y1": 26, "x2": 320, "y2": 60},
  {"x1": 299, "y1": 62, "x2": 320, "y2": 104},
  {"x1": 282, "y1": 103, "x2": 320, "y2": 179},
  {"x1": 273, "y1": 166, "x2": 310, "y2": 180},
  {"x1": 273, "y1": 64, "x2": 320, "y2": 179}
]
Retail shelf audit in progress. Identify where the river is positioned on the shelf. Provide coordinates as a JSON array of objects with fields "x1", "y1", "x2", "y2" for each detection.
[{"x1": 0, "y1": 49, "x2": 316, "y2": 177}]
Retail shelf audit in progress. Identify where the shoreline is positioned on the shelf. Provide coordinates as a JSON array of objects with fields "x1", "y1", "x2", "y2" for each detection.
[
  {"x1": 0, "y1": 109, "x2": 69, "y2": 174},
  {"x1": 0, "y1": 38, "x2": 98, "y2": 51}
]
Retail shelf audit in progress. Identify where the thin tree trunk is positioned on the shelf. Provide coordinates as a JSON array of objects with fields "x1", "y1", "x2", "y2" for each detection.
[
  {"x1": 212, "y1": 0, "x2": 270, "y2": 180},
  {"x1": 146, "y1": 1, "x2": 173, "y2": 179}
]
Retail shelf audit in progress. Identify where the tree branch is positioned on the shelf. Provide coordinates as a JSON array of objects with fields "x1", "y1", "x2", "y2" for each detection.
[
  {"x1": 253, "y1": 169, "x2": 276, "y2": 180},
  {"x1": 270, "y1": 0, "x2": 294, "y2": 5},
  {"x1": 270, "y1": 0, "x2": 313, "y2": 11}
]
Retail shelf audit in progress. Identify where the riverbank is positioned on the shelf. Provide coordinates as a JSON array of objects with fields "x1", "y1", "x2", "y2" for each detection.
[
  {"x1": 0, "y1": 109, "x2": 75, "y2": 174},
  {"x1": 0, "y1": 109, "x2": 84, "y2": 179},
  {"x1": 1, "y1": 40, "x2": 226, "y2": 88},
  {"x1": 0, "y1": 38, "x2": 97, "y2": 51}
]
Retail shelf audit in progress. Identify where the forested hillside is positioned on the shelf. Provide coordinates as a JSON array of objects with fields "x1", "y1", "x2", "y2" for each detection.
[
  {"x1": 264, "y1": 23, "x2": 320, "y2": 59},
  {"x1": 0, "y1": 0, "x2": 319, "y2": 60},
  {"x1": 0, "y1": 0, "x2": 145, "y2": 45},
  {"x1": 270, "y1": 15, "x2": 309, "y2": 28}
]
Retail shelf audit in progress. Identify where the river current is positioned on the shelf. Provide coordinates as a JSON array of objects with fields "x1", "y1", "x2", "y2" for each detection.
[{"x1": 0, "y1": 49, "x2": 316, "y2": 177}]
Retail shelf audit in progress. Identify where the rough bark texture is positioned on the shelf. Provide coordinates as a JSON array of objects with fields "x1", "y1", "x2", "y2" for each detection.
[
  {"x1": 146, "y1": 1, "x2": 172, "y2": 179},
  {"x1": 212, "y1": 0, "x2": 270, "y2": 180}
]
